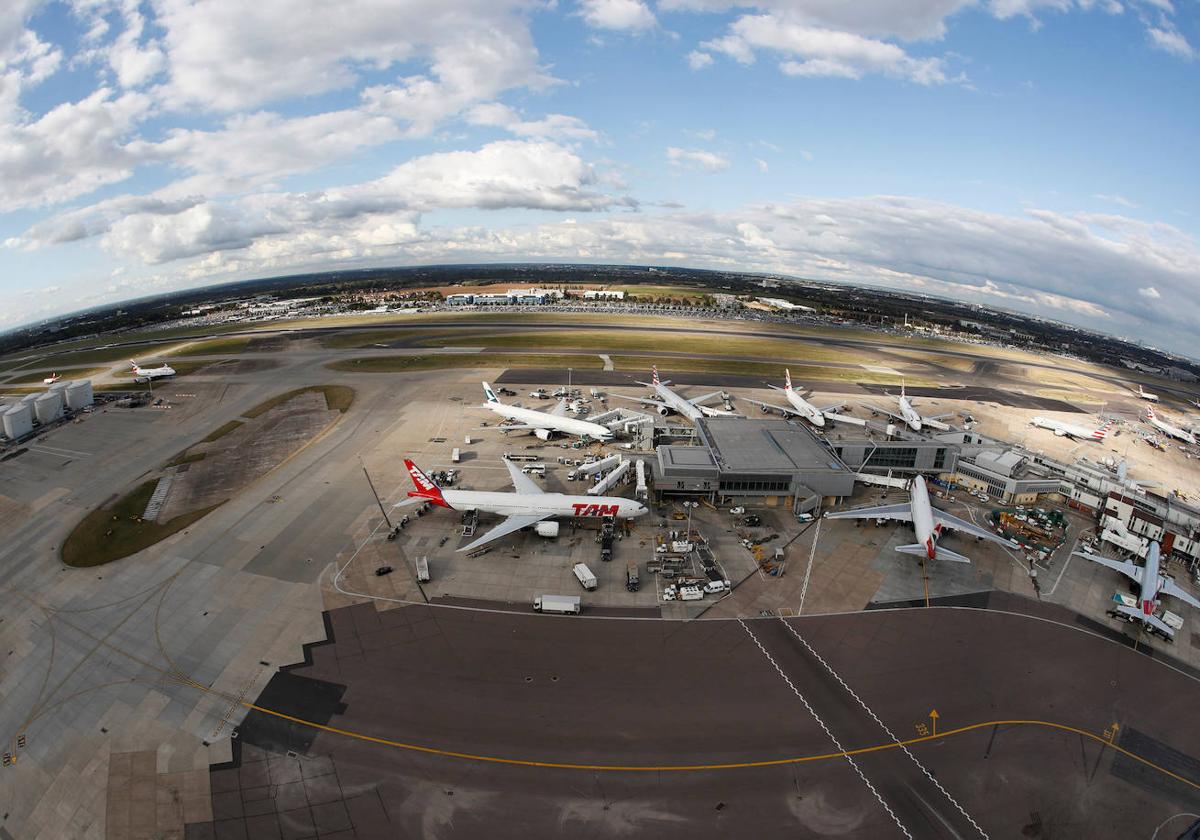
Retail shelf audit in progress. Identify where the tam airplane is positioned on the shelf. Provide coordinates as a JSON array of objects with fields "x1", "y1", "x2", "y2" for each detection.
[
  {"x1": 1146, "y1": 406, "x2": 1196, "y2": 445},
  {"x1": 612, "y1": 365, "x2": 738, "y2": 422},
  {"x1": 743, "y1": 369, "x2": 865, "y2": 428},
  {"x1": 1029, "y1": 416, "x2": 1113, "y2": 441},
  {"x1": 481, "y1": 382, "x2": 613, "y2": 441},
  {"x1": 1135, "y1": 384, "x2": 1159, "y2": 403},
  {"x1": 42, "y1": 373, "x2": 60, "y2": 384},
  {"x1": 398, "y1": 459, "x2": 648, "y2": 553},
  {"x1": 825, "y1": 475, "x2": 1018, "y2": 562},
  {"x1": 129, "y1": 360, "x2": 176, "y2": 381},
  {"x1": 862, "y1": 381, "x2": 953, "y2": 432},
  {"x1": 1076, "y1": 541, "x2": 1200, "y2": 639}
]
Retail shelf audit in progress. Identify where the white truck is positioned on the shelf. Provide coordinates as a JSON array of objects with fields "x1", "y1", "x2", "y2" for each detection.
[
  {"x1": 534, "y1": 595, "x2": 581, "y2": 615},
  {"x1": 451, "y1": 448, "x2": 461, "y2": 463},
  {"x1": 415, "y1": 555, "x2": 430, "y2": 583},
  {"x1": 573, "y1": 563, "x2": 598, "y2": 591}
]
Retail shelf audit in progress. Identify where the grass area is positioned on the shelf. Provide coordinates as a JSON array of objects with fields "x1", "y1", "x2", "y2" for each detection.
[
  {"x1": 411, "y1": 330, "x2": 856, "y2": 363},
  {"x1": 203, "y1": 420, "x2": 244, "y2": 442},
  {"x1": 165, "y1": 451, "x2": 207, "y2": 467},
  {"x1": 173, "y1": 336, "x2": 254, "y2": 356},
  {"x1": 4, "y1": 365, "x2": 108, "y2": 384},
  {"x1": 327, "y1": 354, "x2": 603, "y2": 373},
  {"x1": 320, "y1": 329, "x2": 416, "y2": 350},
  {"x1": 61, "y1": 480, "x2": 222, "y2": 567},
  {"x1": 609, "y1": 356, "x2": 935, "y2": 385},
  {"x1": 242, "y1": 385, "x2": 356, "y2": 418}
]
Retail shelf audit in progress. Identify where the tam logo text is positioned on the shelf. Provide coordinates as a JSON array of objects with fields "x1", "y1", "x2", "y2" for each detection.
[{"x1": 572, "y1": 503, "x2": 619, "y2": 517}]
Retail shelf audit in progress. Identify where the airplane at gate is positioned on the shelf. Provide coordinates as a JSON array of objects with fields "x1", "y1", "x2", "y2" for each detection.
[
  {"x1": 1146, "y1": 406, "x2": 1196, "y2": 445},
  {"x1": 743, "y1": 369, "x2": 865, "y2": 428},
  {"x1": 1136, "y1": 384, "x2": 1159, "y2": 403},
  {"x1": 481, "y1": 382, "x2": 613, "y2": 441},
  {"x1": 398, "y1": 459, "x2": 648, "y2": 553},
  {"x1": 129, "y1": 359, "x2": 176, "y2": 381},
  {"x1": 611, "y1": 365, "x2": 738, "y2": 422},
  {"x1": 1030, "y1": 416, "x2": 1113, "y2": 441},
  {"x1": 824, "y1": 475, "x2": 1018, "y2": 563},
  {"x1": 1075, "y1": 541, "x2": 1200, "y2": 639},
  {"x1": 862, "y1": 381, "x2": 953, "y2": 432}
]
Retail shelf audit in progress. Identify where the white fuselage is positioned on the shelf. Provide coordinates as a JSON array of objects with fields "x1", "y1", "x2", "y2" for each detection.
[
  {"x1": 1149, "y1": 412, "x2": 1195, "y2": 445},
  {"x1": 785, "y1": 386, "x2": 825, "y2": 427},
  {"x1": 1137, "y1": 543, "x2": 1164, "y2": 618},
  {"x1": 1138, "y1": 387, "x2": 1159, "y2": 402},
  {"x1": 133, "y1": 364, "x2": 175, "y2": 379},
  {"x1": 898, "y1": 395, "x2": 923, "y2": 431},
  {"x1": 488, "y1": 401, "x2": 613, "y2": 440},
  {"x1": 909, "y1": 476, "x2": 939, "y2": 558},
  {"x1": 1030, "y1": 416, "x2": 1104, "y2": 441},
  {"x1": 654, "y1": 382, "x2": 705, "y2": 421},
  {"x1": 440, "y1": 489, "x2": 646, "y2": 520}
]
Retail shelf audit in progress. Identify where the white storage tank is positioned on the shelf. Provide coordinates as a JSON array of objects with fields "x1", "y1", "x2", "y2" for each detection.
[
  {"x1": 3, "y1": 403, "x2": 33, "y2": 440},
  {"x1": 34, "y1": 391, "x2": 64, "y2": 424},
  {"x1": 48, "y1": 380, "x2": 70, "y2": 394},
  {"x1": 20, "y1": 392, "x2": 41, "y2": 407},
  {"x1": 65, "y1": 380, "x2": 94, "y2": 410}
]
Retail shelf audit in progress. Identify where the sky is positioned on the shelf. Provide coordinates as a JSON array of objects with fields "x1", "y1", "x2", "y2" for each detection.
[{"x1": 0, "y1": 1, "x2": 1197, "y2": 353}]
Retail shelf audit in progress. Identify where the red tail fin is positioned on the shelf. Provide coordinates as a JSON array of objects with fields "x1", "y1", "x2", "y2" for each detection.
[
  {"x1": 651, "y1": 365, "x2": 659, "y2": 386},
  {"x1": 404, "y1": 459, "x2": 449, "y2": 508}
]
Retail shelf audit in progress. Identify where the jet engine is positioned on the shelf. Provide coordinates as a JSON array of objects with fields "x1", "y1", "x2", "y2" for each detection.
[
  {"x1": 1055, "y1": 429, "x2": 1065, "y2": 436},
  {"x1": 535, "y1": 428, "x2": 553, "y2": 441},
  {"x1": 535, "y1": 521, "x2": 560, "y2": 538},
  {"x1": 658, "y1": 406, "x2": 669, "y2": 416}
]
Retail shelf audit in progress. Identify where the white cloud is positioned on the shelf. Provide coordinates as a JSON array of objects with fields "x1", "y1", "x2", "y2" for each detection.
[
  {"x1": 466, "y1": 103, "x2": 599, "y2": 141},
  {"x1": 701, "y1": 16, "x2": 953, "y2": 83},
  {"x1": 1147, "y1": 26, "x2": 1195, "y2": 60},
  {"x1": 577, "y1": 0, "x2": 657, "y2": 31},
  {"x1": 1092, "y1": 193, "x2": 1138, "y2": 208},
  {"x1": 666, "y1": 146, "x2": 730, "y2": 171},
  {"x1": 755, "y1": 157, "x2": 769, "y2": 173},
  {"x1": 1138, "y1": 286, "x2": 1160, "y2": 298},
  {"x1": 687, "y1": 50, "x2": 714, "y2": 69},
  {"x1": 658, "y1": 0, "x2": 972, "y2": 41}
]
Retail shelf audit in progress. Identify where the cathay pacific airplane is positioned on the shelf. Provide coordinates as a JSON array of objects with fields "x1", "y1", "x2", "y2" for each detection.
[{"x1": 481, "y1": 382, "x2": 613, "y2": 441}]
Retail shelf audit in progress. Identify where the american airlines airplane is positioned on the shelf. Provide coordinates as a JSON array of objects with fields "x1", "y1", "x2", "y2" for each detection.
[
  {"x1": 1145, "y1": 406, "x2": 1196, "y2": 445},
  {"x1": 1135, "y1": 384, "x2": 1159, "y2": 402},
  {"x1": 743, "y1": 369, "x2": 865, "y2": 428},
  {"x1": 129, "y1": 359, "x2": 176, "y2": 381},
  {"x1": 398, "y1": 458, "x2": 648, "y2": 553},
  {"x1": 1076, "y1": 541, "x2": 1200, "y2": 639},
  {"x1": 862, "y1": 382, "x2": 953, "y2": 432},
  {"x1": 481, "y1": 382, "x2": 613, "y2": 441},
  {"x1": 1029, "y1": 416, "x2": 1113, "y2": 441},
  {"x1": 613, "y1": 366, "x2": 738, "y2": 422},
  {"x1": 825, "y1": 475, "x2": 1018, "y2": 562}
]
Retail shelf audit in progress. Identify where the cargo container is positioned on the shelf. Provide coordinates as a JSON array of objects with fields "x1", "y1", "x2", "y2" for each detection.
[
  {"x1": 572, "y1": 563, "x2": 598, "y2": 591},
  {"x1": 534, "y1": 594, "x2": 581, "y2": 615}
]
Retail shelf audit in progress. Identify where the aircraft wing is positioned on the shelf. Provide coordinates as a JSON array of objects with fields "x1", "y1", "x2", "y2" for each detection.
[
  {"x1": 1159, "y1": 577, "x2": 1200, "y2": 610},
  {"x1": 1074, "y1": 551, "x2": 1143, "y2": 584},
  {"x1": 493, "y1": 423, "x2": 551, "y2": 432},
  {"x1": 504, "y1": 458, "x2": 545, "y2": 495},
  {"x1": 933, "y1": 510, "x2": 1017, "y2": 548},
  {"x1": 862, "y1": 403, "x2": 908, "y2": 424},
  {"x1": 743, "y1": 398, "x2": 799, "y2": 417},
  {"x1": 922, "y1": 414, "x2": 953, "y2": 431},
  {"x1": 823, "y1": 410, "x2": 867, "y2": 427},
  {"x1": 548, "y1": 400, "x2": 571, "y2": 417},
  {"x1": 696, "y1": 404, "x2": 740, "y2": 418},
  {"x1": 458, "y1": 513, "x2": 551, "y2": 553},
  {"x1": 611, "y1": 394, "x2": 670, "y2": 410},
  {"x1": 687, "y1": 390, "x2": 726, "y2": 406},
  {"x1": 825, "y1": 502, "x2": 912, "y2": 523}
]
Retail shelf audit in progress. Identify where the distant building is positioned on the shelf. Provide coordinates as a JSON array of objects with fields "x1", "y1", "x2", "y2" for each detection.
[
  {"x1": 757, "y1": 297, "x2": 814, "y2": 312},
  {"x1": 582, "y1": 289, "x2": 625, "y2": 300},
  {"x1": 446, "y1": 293, "x2": 475, "y2": 305}
]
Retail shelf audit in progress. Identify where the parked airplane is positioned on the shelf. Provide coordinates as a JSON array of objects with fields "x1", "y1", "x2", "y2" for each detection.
[
  {"x1": 129, "y1": 360, "x2": 176, "y2": 381},
  {"x1": 613, "y1": 366, "x2": 738, "y2": 422},
  {"x1": 398, "y1": 458, "x2": 648, "y2": 553},
  {"x1": 1146, "y1": 406, "x2": 1196, "y2": 445},
  {"x1": 42, "y1": 373, "x2": 60, "y2": 384},
  {"x1": 1029, "y1": 416, "x2": 1113, "y2": 441},
  {"x1": 825, "y1": 475, "x2": 1018, "y2": 562},
  {"x1": 1076, "y1": 541, "x2": 1200, "y2": 639},
  {"x1": 1135, "y1": 384, "x2": 1159, "y2": 403},
  {"x1": 862, "y1": 382, "x2": 953, "y2": 432},
  {"x1": 743, "y1": 369, "x2": 865, "y2": 428},
  {"x1": 481, "y1": 382, "x2": 613, "y2": 441}
]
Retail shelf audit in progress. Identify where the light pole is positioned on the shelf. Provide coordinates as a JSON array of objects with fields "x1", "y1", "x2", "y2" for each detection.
[{"x1": 685, "y1": 500, "x2": 699, "y2": 540}]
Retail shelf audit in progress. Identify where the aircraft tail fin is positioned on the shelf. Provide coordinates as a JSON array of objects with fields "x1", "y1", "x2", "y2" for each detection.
[
  {"x1": 482, "y1": 382, "x2": 500, "y2": 404},
  {"x1": 1093, "y1": 420, "x2": 1115, "y2": 440},
  {"x1": 651, "y1": 365, "x2": 659, "y2": 386},
  {"x1": 1147, "y1": 405, "x2": 1156, "y2": 421},
  {"x1": 784, "y1": 368, "x2": 792, "y2": 391},
  {"x1": 403, "y1": 459, "x2": 449, "y2": 508}
]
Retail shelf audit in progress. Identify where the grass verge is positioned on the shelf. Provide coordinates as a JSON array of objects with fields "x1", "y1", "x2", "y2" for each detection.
[
  {"x1": 242, "y1": 385, "x2": 356, "y2": 418},
  {"x1": 203, "y1": 420, "x2": 244, "y2": 442},
  {"x1": 173, "y1": 337, "x2": 253, "y2": 356},
  {"x1": 326, "y1": 354, "x2": 602, "y2": 373},
  {"x1": 61, "y1": 480, "x2": 222, "y2": 567}
]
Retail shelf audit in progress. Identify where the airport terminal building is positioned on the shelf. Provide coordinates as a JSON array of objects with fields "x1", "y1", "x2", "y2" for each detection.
[{"x1": 653, "y1": 418, "x2": 855, "y2": 509}]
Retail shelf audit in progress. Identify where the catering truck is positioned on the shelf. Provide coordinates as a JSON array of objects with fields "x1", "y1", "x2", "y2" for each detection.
[{"x1": 573, "y1": 563, "x2": 598, "y2": 591}]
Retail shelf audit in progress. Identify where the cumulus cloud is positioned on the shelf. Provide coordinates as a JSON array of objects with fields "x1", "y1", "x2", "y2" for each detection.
[
  {"x1": 1147, "y1": 27, "x2": 1195, "y2": 60},
  {"x1": 577, "y1": 0, "x2": 657, "y2": 31},
  {"x1": 687, "y1": 50, "x2": 714, "y2": 69},
  {"x1": 1139, "y1": 286, "x2": 1161, "y2": 299},
  {"x1": 466, "y1": 103, "x2": 599, "y2": 141},
  {"x1": 666, "y1": 146, "x2": 730, "y2": 171}
]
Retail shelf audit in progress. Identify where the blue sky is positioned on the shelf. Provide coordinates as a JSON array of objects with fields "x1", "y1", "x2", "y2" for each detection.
[{"x1": 0, "y1": 0, "x2": 1197, "y2": 352}]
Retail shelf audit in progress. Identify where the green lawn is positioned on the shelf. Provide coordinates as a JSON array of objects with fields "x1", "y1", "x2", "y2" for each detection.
[
  {"x1": 326, "y1": 354, "x2": 603, "y2": 373},
  {"x1": 61, "y1": 480, "x2": 222, "y2": 567},
  {"x1": 609, "y1": 356, "x2": 934, "y2": 385},
  {"x1": 242, "y1": 385, "x2": 356, "y2": 418},
  {"x1": 173, "y1": 337, "x2": 254, "y2": 356},
  {"x1": 4, "y1": 365, "x2": 109, "y2": 384}
]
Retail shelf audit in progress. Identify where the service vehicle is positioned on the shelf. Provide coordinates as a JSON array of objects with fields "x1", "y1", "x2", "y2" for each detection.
[
  {"x1": 573, "y1": 563, "x2": 598, "y2": 591},
  {"x1": 534, "y1": 595, "x2": 581, "y2": 615}
]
